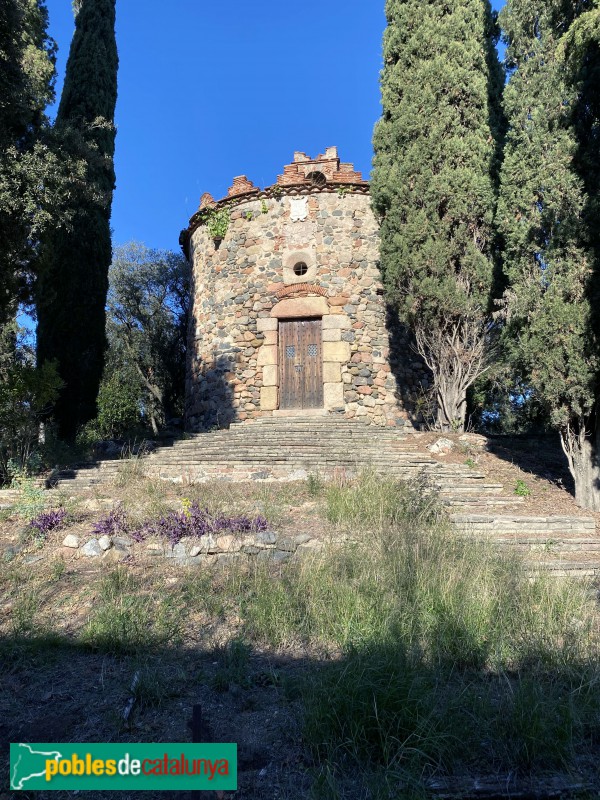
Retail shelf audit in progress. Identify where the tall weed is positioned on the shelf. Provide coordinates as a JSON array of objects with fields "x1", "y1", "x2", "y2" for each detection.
[
  {"x1": 239, "y1": 476, "x2": 600, "y2": 786},
  {"x1": 82, "y1": 568, "x2": 180, "y2": 654}
]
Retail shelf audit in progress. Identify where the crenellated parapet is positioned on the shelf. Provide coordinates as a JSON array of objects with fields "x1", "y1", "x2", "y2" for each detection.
[{"x1": 181, "y1": 147, "x2": 369, "y2": 256}]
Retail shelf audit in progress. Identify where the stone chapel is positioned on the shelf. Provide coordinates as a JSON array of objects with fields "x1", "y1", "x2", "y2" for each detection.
[{"x1": 180, "y1": 147, "x2": 427, "y2": 431}]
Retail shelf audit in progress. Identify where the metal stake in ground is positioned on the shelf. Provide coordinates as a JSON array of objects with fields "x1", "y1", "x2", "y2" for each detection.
[{"x1": 188, "y1": 704, "x2": 225, "y2": 800}]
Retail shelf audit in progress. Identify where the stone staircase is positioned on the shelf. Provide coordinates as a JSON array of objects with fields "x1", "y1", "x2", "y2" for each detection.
[
  {"x1": 47, "y1": 416, "x2": 599, "y2": 578},
  {"x1": 451, "y1": 513, "x2": 600, "y2": 578},
  {"x1": 50, "y1": 417, "x2": 512, "y2": 507}
]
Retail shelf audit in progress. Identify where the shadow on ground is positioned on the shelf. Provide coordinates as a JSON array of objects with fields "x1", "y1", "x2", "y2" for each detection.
[{"x1": 485, "y1": 433, "x2": 576, "y2": 496}]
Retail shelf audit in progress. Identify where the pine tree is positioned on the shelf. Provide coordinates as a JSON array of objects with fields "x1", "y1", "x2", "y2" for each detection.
[
  {"x1": 371, "y1": 0, "x2": 504, "y2": 432},
  {"x1": 35, "y1": 0, "x2": 118, "y2": 440},
  {"x1": 497, "y1": 0, "x2": 600, "y2": 509},
  {"x1": 0, "y1": 0, "x2": 56, "y2": 324}
]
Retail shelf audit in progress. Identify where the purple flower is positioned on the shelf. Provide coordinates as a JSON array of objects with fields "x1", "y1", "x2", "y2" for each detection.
[
  {"x1": 130, "y1": 502, "x2": 269, "y2": 545},
  {"x1": 29, "y1": 508, "x2": 68, "y2": 537},
  {"x1": 92, "y1": 506, "x2": 129, "y2": 538}
]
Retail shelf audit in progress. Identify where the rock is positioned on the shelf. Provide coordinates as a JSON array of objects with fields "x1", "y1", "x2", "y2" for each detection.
[
  {"x1": 23, "y1": 555, "x2": 44, "y2": 565},
  {"x1": 256, "y1": 530, "x2": 277, "y2": 546},
  {"x1": 287, "y1": 469, "x2": 308, "y2": 481},
  {"x1": 196, "y1": 534, "x2": 218, "y2": 555},
  {"x1": 98, "y1": 535, "x2": 112, "y2": 551},
  {"x1": 458, "y1": 433, "x2": 488, "y2": 449},
  {"x1": 146, "y1": 542, "x2": 164, "y2": 556},
  {"x1": 2, "y1": 543, "x2": 24, "y2": 559},
  {"x1": 216, "y1": 553, "x2": 241, "y2": 567},
  {"x1": 428, "y1": 437, "x2": 454, "y2": 454},
  {"x1": 113, "y1": 535, "x2": 134, "y2": 548},
  {"x1": 294, "y1": 533, "x2": 312, "y2": 545},
  {"x1": 102, "y1": 548, "x2": 128, "y2": 564},
  {"x1": 277, "y1": 538, "x2": 298, "y2": 553},
  {"x1": 167, "y1": 542, "x2": 187, "y2": 560},
  {"x1": 189, "y1": 545, "x2": 203, "y2": 558},
  {"x1": 62, "y1": 534, "x2": 80, "y2": 549},
  {"x1": 216, "y1": 534, "x2": 242, "y2": 553},
  {"x1": 297, "y1": 540, "x2": 323, "y2": 556},
  {"x1": 81, "y1": 539, "x2": 103, "y2": 557},
  {"x1": 272, "y1": 550, "x2": 292, "y2": 563}
]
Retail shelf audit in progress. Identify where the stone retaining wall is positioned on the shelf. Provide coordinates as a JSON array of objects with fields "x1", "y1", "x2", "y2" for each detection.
[{"x1": 60, "y1": 529, "x2": 323, "y2": 567}]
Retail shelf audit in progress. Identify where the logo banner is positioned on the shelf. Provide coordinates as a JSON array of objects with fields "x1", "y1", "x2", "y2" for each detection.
[{"x1": 10, "y1": 743, "x2": 237, "y2": 791}]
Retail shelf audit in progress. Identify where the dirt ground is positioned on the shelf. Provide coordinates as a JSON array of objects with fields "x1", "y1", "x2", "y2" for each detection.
[{"x1": 416, "y1": 430, "x2": 600, "y2": 519}]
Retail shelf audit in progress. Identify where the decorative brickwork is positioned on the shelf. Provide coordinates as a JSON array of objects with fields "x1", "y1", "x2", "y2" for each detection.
[{"x1": 182, "y1": 148, "x2": 429, "y2": 431}]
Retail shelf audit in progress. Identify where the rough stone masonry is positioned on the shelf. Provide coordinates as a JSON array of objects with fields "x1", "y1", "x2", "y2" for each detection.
[{"x1": 180, "y1": 147, "x2": 428, "y2": 431}]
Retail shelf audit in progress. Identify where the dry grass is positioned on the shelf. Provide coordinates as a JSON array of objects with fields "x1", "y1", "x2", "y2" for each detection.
[{"x1": 0, "y1": 473, "x2": 599, "y2": 799}]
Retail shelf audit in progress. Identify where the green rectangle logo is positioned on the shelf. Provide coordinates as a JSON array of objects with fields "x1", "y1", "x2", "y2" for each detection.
[{"x1": 10, "y1": 743, "x2": 237, "y2": 791}]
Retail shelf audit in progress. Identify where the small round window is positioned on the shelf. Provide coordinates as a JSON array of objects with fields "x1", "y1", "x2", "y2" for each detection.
[{"x1": 293, "y1": 261, "x2": 308, "y2": 276}]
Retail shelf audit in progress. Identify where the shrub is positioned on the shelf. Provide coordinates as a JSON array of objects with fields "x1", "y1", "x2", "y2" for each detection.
[
  {"x1": 0, "y1": 323, "x2": 62, "y2": 485},
  {"x1": 93, "y1": 501, "x2": 268, "y2": 545},
  {"x1": 94, "y1": 369, "x2": 142, "y2": 440},
  {"x1": 514, "y1": 479, "x2": 531, "y2": 497},
  {"x1": 138, "y1": 502, "x2": 268, "y2": 545},
  {"x1": 28, "y1": 508, "x2": 68, "y2": 539},
  {"x1": 92, "y1": 505, "x2": 130, "y2": 538}
]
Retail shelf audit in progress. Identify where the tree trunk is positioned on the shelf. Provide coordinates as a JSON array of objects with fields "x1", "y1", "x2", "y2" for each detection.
[
  {"x1": 414, "y1": 319, "x2": 490, "y2": 434},
  {"x1": 560, "y1": 417, "x2": 600, "y2": 511},
  {"x1": 435, "y1": 384, "x2": 467, "y2": 433}
]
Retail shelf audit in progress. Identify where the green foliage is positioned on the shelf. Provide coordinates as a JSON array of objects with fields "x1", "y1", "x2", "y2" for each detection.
[
  {"x1": 91, "y1": 367, "x2": 142, "y2": 440},
  {"x1": 0, "y1": 0, "x2": 56, "y2": 324},
  {"x1": 497, "y1": 0, "x2": 600, "y2": 507},
  {"x1": 205, "y1": 206, "x2": 230, "y2": 240},
  {"x1": 325, "y1": 470, "x2": 443, "y2": 530},
  {"x1": 0, "y1": 321, "x2": 62, "y2": 483},
  {"x1": 103, "y1": 242, "x2": 190, "y2": 435},
  {"x1": 212, "y1": 638, "x2": 251, "y2": 692},
  {"x1": 10, "y1": 472, "x2": 45, "y2": 520},
  {"x1": 371, "y1": 0, "x2": 505, "y2": 430},
  {"x1": 514, "y1": 479, "x2": 531, "y2": 497},
  {"x1": 0, "y1": 1, "x2": 98, "y2": 332},
  {"x1": 237, "y1": 484, "x2": 599, "y2": 788},
  {"x1": 35, "y1": 0, "x2": 118, "y2": 441},
  {"x1": 306, "y1": 473, "x2": 324, "y2": 497}
]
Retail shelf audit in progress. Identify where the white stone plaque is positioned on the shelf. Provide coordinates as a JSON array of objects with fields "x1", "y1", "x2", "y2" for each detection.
[{"x1": 289, "y1": 197, "x2": 308, "y2": 222}]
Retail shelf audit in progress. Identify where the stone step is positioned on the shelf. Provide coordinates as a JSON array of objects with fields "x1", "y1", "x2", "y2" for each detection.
[
  {"x1": 437, "y1": 484, "x2": 504, "y2": 495},
  {"x1": 450, "y1": 514, "x2": 596, "y2": 534},
  {"x1": 494, "y1": 537, "x2": 600, "y2": 552},
  {"x1": 443, "y1": 496, "x2": 525, "y2": 507},
  {"x1": 528, "y1": 561, "x2": 600, "y2": 578}
]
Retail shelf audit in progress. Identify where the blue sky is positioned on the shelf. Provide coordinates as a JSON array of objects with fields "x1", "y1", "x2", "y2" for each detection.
[{"x1": 45, "y1": 1, "x2": 505, "y2": 254}]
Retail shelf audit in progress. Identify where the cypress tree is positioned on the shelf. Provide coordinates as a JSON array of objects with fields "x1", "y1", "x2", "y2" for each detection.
[
  {"x1": 35, "y1": 0, "x2": 118, "y2": 440},
  {"x1": 497, "y1": 0, "x2": 600, "y2": 509},
  {"x1": 371, "y1": 0, "x2": 504, "y2": 432}
]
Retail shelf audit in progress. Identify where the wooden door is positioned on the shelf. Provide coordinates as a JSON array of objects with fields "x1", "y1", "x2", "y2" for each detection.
[{"x1": 279, "y1": 319, "x2": 323, "y2": 409}]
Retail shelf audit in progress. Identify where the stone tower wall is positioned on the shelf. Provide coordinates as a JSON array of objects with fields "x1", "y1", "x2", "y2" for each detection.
[{"x1": 183, "y1": 150, "x2": 428, "y2": 430}]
